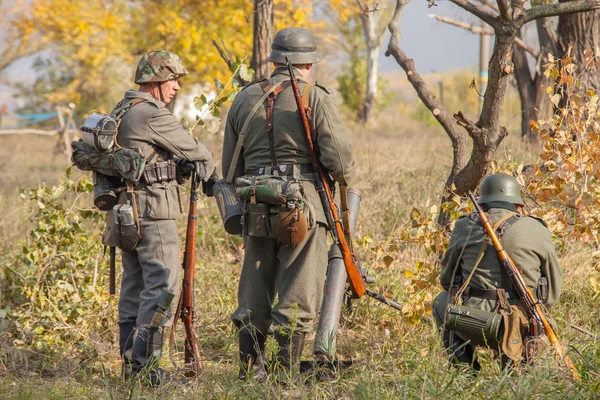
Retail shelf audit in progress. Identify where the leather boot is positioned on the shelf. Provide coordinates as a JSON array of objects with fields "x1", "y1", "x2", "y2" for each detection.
[
  {"x1": 130, "y1": 325, "x2": 188, "y2": 386},
  {"x1": 119, "y1": 321, "x2": 136, "y2": 379},
  {"x1": 238, "y1": 330, "x2": 267, "y2": 381},
  {"x1": 274, "y1": 331, "x2": 306, "y2": 374}
]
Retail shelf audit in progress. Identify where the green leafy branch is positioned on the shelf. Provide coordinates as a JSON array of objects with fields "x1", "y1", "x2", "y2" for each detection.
[{"x1": 189, "y1": 56, "x2": 254, "y2": 134}]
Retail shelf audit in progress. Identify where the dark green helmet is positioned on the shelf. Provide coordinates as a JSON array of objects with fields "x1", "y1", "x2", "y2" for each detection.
[
  {"x1": 134, "y1": 50, "x2": 188, "y2": 84},
  {"x1": 268, "y1": 27, "x2": 320, "y2": 64},
  {"x1": 478, "y1": 174, "x2": 524, "y2": 205}
]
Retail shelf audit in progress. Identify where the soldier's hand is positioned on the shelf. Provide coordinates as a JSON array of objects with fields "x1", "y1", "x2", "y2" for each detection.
[
  {"x1": 202, "y1": 169, "x2": 219, "y2": 197},
  {"x1": 176, "y1": 159, "x2": 195, "y2": 175},
  {"x1": 194, "y1": 161, "x2": 206, "y2": 182}
]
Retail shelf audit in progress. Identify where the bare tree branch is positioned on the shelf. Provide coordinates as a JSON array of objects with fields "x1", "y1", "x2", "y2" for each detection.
[
  {"x1": 449, "y1": 0, "x2": 499, "y2": 27},
  {"x1": 430, "y1": 14, "x2": 539, "y2": 57},
  {"x1": 430, "y1": 14, "x2": 494, "y2": 34},
  {"x1": 386, "y1": 15, "x2": 465, "y2": 160},
  {"x1": 497, "y1": 0, "x2": 513, "y2": 21},
  {"x1": 521, "y1": 0, "x2": 600, "y2": 24},
  {"x1": 387, "y1": 0, "x2": 410, "y2": 46},
  {"x1": 475, "y1": 0, "x2": 499, "y2": 13},
  {"x1": 212, "y1": 38, "x2": 233, "y2": 69}
]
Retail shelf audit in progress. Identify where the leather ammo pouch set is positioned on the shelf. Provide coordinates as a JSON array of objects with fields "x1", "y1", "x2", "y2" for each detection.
[
  {"x1": 235, "y1": 174, "x2": 310, "y2": 245},
  {"x1": 444, "y1": 211, "x2": 549, "y2": 362}
]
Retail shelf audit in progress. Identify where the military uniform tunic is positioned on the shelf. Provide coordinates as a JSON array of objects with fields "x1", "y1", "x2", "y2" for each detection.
[
  {"x1": 222, "y1": 67, "x2": 355, "y2": 334},
  {"x1": 114, "y1": 89, "x2": 213, "y2": 327},
  {"x1": 433, "y1": 206, "x2": 563, "y2": 337}
]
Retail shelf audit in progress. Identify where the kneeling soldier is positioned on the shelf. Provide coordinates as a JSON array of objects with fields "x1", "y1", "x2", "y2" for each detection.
[{"x1": 433, "y1": 174, "x2": 563, "y2": 370}]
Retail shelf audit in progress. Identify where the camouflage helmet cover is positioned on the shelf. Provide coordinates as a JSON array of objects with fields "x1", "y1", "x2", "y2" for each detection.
[
  {"x1": 268, "y1": 27, "x2": 320, "y2": 64},
  {"x1": 478, "y1": 173, "x2": 525, "y2": 206},
  {"x1": 134, "y1": 50, "x2": 188, "y2": 84}
]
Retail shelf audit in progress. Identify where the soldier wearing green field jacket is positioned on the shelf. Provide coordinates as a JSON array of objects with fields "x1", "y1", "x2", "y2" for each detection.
[
  {"x1": 433, "y1": 174, "x2": 563, "y2": 370},
  {"x1": 114, "y1": 50, "x2": 214, "y2": 386},
  {"x1": 222, "y1": 27, "x2": 355, "y2": 379}
]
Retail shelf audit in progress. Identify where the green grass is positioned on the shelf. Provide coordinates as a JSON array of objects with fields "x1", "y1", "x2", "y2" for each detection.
[{"x1": 0, "y1": 115, "x2": 599, "y2": 399}]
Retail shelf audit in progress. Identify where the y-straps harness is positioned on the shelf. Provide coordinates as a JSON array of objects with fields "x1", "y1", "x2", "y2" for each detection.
[
  {"x1": 262, "y1": 79, "x2": 292, "y2": 167},
  {"x1": 225, "y1": 81, "x2": 287, "y2": 184},
  {"x1": 455, "y1": 211, "x2": 522, "y2": 305}
]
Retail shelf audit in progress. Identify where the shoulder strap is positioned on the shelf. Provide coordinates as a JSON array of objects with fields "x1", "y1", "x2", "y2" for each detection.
[
  {"x1": 455, "y1": 211, "x2": 518, "y2": 302},
  {"x1": 226, "y1": 80, "x2": 286, "y2": 183}
]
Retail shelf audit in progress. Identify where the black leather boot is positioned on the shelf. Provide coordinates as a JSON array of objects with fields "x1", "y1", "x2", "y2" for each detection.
[
  {"x1": 130, "y1": 325, "x2": 188, "y2": 386},
  {"x1": 238, "y1": 330, "x2": 267, "y2": 381},
  {"x1": 274, "y1": 331, "x2": 306, "y2": 374},
  {"x1": 119, "y1": 321, "x2": 136, "y2": 379}
]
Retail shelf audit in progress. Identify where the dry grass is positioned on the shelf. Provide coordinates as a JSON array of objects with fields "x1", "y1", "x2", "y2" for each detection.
[{"x1": 0, "y1": 107, "x2": 599, "y2": 399}]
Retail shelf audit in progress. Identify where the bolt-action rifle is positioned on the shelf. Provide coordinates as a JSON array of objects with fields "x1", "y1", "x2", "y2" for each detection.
[
  {"x1": 285, "y1": 57, "x2": 366, "y2": 298},
  {"x1": 467, "y1": 191, "x2": 579, "y2": 381},
  {"x1": 170, "y1": 162, "x2": 205, "y2": 376}
]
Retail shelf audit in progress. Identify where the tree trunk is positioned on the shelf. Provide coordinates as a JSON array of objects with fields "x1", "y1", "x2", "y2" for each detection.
[
  {"x1": 360, "y1": 11, "x2": 381, "y2": 125},
  {"x1": 557, "y1": 5, "x2": 600, "y2": 91},
  {"x1": 251, "y1": 0, "x2": 274, "y2": 82}
]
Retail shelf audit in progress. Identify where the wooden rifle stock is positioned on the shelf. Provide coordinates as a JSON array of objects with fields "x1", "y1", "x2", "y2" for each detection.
[
  {"x1": 285, "y1": 57, "x2": 365, "y2": 298},
  {"x1": 171, "y1": 168, "x2": 203, "y2": 376},
  {"x1": 467, "y1": 191, "x2": 579, "y2": 381}
]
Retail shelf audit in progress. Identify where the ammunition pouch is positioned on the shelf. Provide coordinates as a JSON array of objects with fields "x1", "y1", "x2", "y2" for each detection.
[
  {"x1": 244, "y1": 203, "x2": 278, "y2": 238},
  {"x1": 141, "y1": 160, "x2": 178, "y2": 185},
  {"x1": 445, "y1": 303, "x2": 503, "y2": 349},
  {"x1": 236, "y1": 174, "x2": 312, "y2": 244}
]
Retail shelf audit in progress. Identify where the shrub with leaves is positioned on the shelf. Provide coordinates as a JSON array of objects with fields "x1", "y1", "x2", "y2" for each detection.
[
  {"x1": 364, "y1": 196, "x2": 471, "y2": 323},
  {"x1": 493, "y1": 49, "x2": 600, "y2": 298},
  {"x1": 0, "y1": 168, "x2": 116, "y2": 354},
  {"x1": 500, "y1": 50, "x2": 600, "y2": 248}
]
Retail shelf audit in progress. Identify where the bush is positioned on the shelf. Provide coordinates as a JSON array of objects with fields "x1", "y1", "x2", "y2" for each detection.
[{"x1": 0, "y1": 168, "x2": 117, "y2": 355}]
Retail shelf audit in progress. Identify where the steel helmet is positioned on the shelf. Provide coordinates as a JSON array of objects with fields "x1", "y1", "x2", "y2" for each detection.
[
  {"x1": 268, "y1": 27, "x2": 320, "y2": 64},
  {"x1": 478, "y1": 174, "x2": 524, "y2": 206},
  {"x1": 134, "y1": 50, "x2": 188, "y2": 84}
]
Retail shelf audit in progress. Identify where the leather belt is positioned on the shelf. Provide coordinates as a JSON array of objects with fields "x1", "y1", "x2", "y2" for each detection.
[
  {"x1": 463, "y1": 287, "x2": 518, "y2": 300},
  {"x1": 141, "y1": 160, "x2": 177, "y2": 184},
  {"x1": 246, "y1": 163, "x2": 314, "y2": 177}
]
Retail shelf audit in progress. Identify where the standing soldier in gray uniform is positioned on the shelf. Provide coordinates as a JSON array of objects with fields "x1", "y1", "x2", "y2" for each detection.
[
  {"x1": 433, "y1": 174, "x2": 563, "y2": 370},
  {"x1": 222, "y1": 27, "x2": 355, "y2": 379},
  {"x1": 115, "y1": 50, "x2": 214, "y2": 385}
]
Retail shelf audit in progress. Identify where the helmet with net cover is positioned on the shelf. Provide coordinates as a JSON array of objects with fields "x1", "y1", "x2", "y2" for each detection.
[{"x1": 134, "y1": 50, "x2": 188, "y2": 84}]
